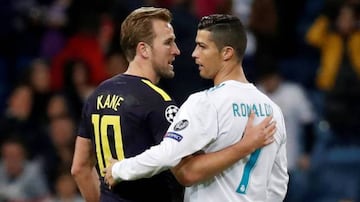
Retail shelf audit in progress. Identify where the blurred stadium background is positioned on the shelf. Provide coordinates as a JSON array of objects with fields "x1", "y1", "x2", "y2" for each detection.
[{"x1": 0, "y1": 0, "x2": 359, "y2": 201}]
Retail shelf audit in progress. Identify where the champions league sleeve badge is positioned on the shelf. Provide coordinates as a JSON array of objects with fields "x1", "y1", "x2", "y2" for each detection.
[
  {"x1": 173, "y1": 119, "x2": 189, "y2": 131},
  {"x1": 165, "y1": 105, "x2": 179, "y2": 123}
]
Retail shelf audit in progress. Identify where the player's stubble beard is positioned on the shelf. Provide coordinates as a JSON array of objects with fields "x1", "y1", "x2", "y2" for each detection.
[{"x1": 154, "y1": 63, "x2": 175, "y2": 79}]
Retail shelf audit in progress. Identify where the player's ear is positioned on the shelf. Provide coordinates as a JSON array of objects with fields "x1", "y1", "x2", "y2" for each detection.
[
  {"x1": 222, "y1": 46, "x2": 234, "y2": 61},
  {"x1": 138, "y1": 42, "x2": 151, "y2": 58}
]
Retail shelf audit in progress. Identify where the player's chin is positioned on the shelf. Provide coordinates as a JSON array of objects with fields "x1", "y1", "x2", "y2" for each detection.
[
  {"x1": 199, "y1": 71, "x2": 210, "y2": 79},
  {"x1": 162, "y1": 70, "x2": 175, "y2": 79}
]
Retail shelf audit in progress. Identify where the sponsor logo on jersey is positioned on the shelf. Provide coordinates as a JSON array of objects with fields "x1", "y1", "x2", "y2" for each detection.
[
  {"x1": 165, "y1": 105, "x2": 179, "y2": 123},
  {"x1": 173, "y1": 119, "x2": 189, "y2": 131},
  {"x1": 165, "y1": 132, "x2": 183, "y2": 142}
]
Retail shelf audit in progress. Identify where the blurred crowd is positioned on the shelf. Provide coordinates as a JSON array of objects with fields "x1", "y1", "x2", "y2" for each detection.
[{"x1": 0, "y1": 0, "x2": 360, "y2": 201}]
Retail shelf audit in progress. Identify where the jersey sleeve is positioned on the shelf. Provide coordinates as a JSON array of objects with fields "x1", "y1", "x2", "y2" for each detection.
[
  {"x1": 112, "y1": 93, "x2": 219, "y2": 181},
  {"x1": 141, "y1": 79, "x2": 179, "y2": 143},
  {"x1": 267, "y1": 109, "x2": 289, "y2": 201},
  {"x1": 146, "y1": 100, "x2": 178, "y2": 144},
  {"x1": 78, "y1": 100, "x2": 91, "y2": 139},
  {"x1": 266, "y1": 141, "x2": 289, "y2": 201}
]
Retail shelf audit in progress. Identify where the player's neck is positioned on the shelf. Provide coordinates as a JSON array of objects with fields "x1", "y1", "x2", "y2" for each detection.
[
  {"x1": 125, "y1": 60, "x2": 160, "y2": 84},
  {"x1": 214, "y1": 63, "x2": 248, "y2": 85}
]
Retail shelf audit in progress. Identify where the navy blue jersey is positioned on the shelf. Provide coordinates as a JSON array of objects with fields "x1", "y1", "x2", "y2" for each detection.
[{"x1": 78, "y1": 74, "x2": 183, "y2": 202}]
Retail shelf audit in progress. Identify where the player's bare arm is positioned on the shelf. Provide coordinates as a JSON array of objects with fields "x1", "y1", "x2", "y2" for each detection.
[
  {"x1": 171, "y1": 112, "x2": 276, "y2": 186},
  {"x1": 71, "y1": 136, "x2": 100, "y2": 202}
]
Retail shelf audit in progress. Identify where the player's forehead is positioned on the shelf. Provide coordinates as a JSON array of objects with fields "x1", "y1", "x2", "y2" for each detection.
[
  {"x1": 195, "y1": 30, "x2": 215, "y2": 46},
  {"x1": 152, "y1": 19, "x2": 176, "y2": 41}
]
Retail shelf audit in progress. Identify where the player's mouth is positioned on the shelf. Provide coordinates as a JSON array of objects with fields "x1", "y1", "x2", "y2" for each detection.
[
  {"x1": 168, "y1": 59, "x2": 175, "y2": 69},
  {"x1": 196, "y1": 62, "x2": 204, "y2": 71}
]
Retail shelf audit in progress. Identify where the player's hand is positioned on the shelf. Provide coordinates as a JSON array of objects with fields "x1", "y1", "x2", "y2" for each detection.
[
  {"x1": 103, "y1": 158, "x2": 120, "y2": 189},
  {"x1": 241, "y1": 111, "x2": 277, "y2": 152}
]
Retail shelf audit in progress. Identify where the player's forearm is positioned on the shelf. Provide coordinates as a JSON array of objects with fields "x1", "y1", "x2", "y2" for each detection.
[
  {"x1": 112, "y1": 157, "x2": 168, "y2": 181},
  {"x1": 71, "y1": 137, "x2": 100, "y2": 201},
  {"x1": 172, "y1": 140, "x2": 254, "y2": 186},
  {"x1": 73, "y1": 167, "x2": 100, "y2": 202},
  {"x1": 111, "y1": 129, "x2": 215, "y2": 182},
  {"x1": 112, "y1": 142, "x2": 181, "y2": 181}
]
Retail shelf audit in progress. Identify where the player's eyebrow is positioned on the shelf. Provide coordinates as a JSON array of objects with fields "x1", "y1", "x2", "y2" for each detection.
[
  {"x1": 164, "y1": 36, "x2": 176, "y2": 44},
  {"x1": 196, "y1": 41, "x2": 207, "y2": 47}
]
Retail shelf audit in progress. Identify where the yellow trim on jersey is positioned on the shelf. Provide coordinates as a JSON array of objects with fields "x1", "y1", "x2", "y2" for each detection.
[{"x1": 142, "y1": 79, "x2": 172, "y2": 101}]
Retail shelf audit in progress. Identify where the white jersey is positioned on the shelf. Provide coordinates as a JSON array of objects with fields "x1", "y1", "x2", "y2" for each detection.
[
  {"x1": 112, "y1": 80, "x2": 289, "y2": 202},
  {"x1": 258, "y1": 82, "x2": 315, "y2": 171}
]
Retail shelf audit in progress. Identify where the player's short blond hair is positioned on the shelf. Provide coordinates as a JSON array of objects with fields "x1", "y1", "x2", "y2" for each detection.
[{"x1": 121, "y1": 7, "x2": 172, "y2": 62}]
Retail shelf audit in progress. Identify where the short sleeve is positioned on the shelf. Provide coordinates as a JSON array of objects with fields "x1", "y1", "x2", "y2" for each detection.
[{"x1": 78, "y1": 101, "x2": 91, "y2": 139}]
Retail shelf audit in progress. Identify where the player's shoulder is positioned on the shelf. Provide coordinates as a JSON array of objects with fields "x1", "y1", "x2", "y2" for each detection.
[
  {"x1": 181, "y1": 90, "x2": 212, "y2": 110},
  {"x1": 186, "y1": 90, "x2": 207, "y2": 101},
  {"x1": 205, "y1": 81, "x2": 256, "y2": 97},
  {"x1": 207, "y1": 82, "x2": 226, "y2": 93},
  {"x1": 260, "y1": 92, "x2": 282, "y2": 112},
  {"x1": 85, "y1": 75, "x2": 121, "y2": 101},
  {"x1": 254, "y1": 88, "x2": 284, "y2": 115},
  {"x1": 140, "y1": 79, "x2": 173, "y2": 102},
  {"x1": 97, "y1": 74, "x2": 138, "y2": 88},
  {"x1": 92, "y1": 74, "x2": 172, "y2": 101},
  {"x1": 184, "y1": 82, "x2": 232, "y2": 106},
  {"x1": 92, "y1": 74, "x2": 123, "y2": 91}
]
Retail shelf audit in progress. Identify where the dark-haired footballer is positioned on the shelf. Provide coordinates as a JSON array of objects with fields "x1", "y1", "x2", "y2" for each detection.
[{"x1": 104, "y1": 13, "x2": 287, "y2": 202}]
